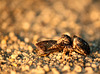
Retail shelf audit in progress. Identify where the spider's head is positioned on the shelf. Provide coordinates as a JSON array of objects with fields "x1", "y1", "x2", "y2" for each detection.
[{"x1": 57, "y1": 34, "x2": 72, "y2": 45}]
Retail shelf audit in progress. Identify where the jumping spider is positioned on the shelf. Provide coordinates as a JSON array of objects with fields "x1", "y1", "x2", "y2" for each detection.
[{"x1": 35, "y1": 34, "x2": 90, "y2": 59}]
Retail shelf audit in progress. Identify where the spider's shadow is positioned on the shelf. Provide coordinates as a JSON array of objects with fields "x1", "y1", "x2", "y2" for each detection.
[{"x1": 89, "y1": 38, "x2": 100, "y2": 58}]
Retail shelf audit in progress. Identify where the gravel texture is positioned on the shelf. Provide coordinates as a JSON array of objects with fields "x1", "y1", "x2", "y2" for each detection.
[{"x1": 0, "y1": 0, "x2": 100, "y2": 74}]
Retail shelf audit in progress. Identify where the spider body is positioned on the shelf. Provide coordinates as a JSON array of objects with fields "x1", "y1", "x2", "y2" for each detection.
[{"x1": 35, "y1": 34, "x2": 90, "y2": 58}]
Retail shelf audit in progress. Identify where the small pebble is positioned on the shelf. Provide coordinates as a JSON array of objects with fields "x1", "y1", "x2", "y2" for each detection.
[
  {"x1": 85, "y1": 63, "x2": 91, "y2": 67},
  {"x1": 44, "y1": 57, "x2": 50, "y2": 61},
  {"x1": 85, "y1": 57, "x2": 92, "y2": 63},
  {"x1": 11, "y1": 36, "x2": 17, "y2": 41},
  {"x1": 1, "y1": 39, "x2": 6, "y2": 44},
  {"x1": 11, "y1": 70, "x2": 16, "y2": 74},
  {"x1": 78, "y1": 58, "x2": 83, "y2": 62},
  {"x1": 22, "y1": 65, "x2": 29, "y2": 71},
  {"x1": 49, "y1": 62, "x2": 53, "y2": 67},
  {"x1": 8, "y1": 58, "x2": 15, "y2": 62},
  {"x1": 4, "y1": 36, "x2": 8, "y2": 41},
  {"x1": 56, "y1": 55, "x2": 61, "y2": 60},
  {"x1": 60, "y1": 63, "x2": 64, "y2": 67},
  {"x1": 78, "y1": 55, "x2": 82, "y2": 58},
  {"x1": 78, "y1": 62, "x2": 84, "y2": 66},
  {"x1": 20, "y1": 42, "x2": 25, "y2": 49},
  {"x1": 63, "y1": 61, "x2": 66, "y2": 65},
  {"x1": 7, "y1": 48, "x2": 11, "y2": 53},
  {"x1": 51, "y1": 68, "x2": 60, "y2": 74},
  {"x1": 62, "y1": 64, "x2": 70, "y2": 72},
  {"x1": 72, "y1": 52, "x2": 76, "y2": 55},
  {"x1": 9, "y1": 32, "x2": 15, "y2": 38},
  {"x1": 99, "y1": 65, "x2": 100, "y2": 69},
  {"x1": 12, "y1": 63, "x2": 17, "y2": 67},
  {"x1": 24, "y1": 37, "x2": 29, "y2": 43},
  {"x1": 85, "y1": 67, "x2": 94, "y2": 73},
  {"x1": 98, "y1": 54, "x2": 100, "y2": 57},
  {"x1": 37, "y1": 62, "x2": 42, "y2": 66},
  {"x1": 36, "y1": 65, "x2": 45, "y2": 74},
  {"x1": 74, "y1": 60, "x2": 77, "y2": 64},
  {"x1": 32, "y1": 35, "x2": 39, "y2": 43},
  {"x1": 91, "y1": 63, "x2": 97, "y2": 68},
  {"x1": 0, "y1": 55, "x2": 3, "y2": 60},
  {"x1": 67, "y1": 71, "x2": 77, "y2": 74},
  {"x1": 43, "y1": 65, "x2": 50, "y2": 72},
  {"x1": 22, "y1": 22, "x2": 30, "y2": 31},
  {"x1": 11, "y1": 54, "x2": 18, "y2": 59},
  {"x1": 69, "y1": 63, "x2": 73, "y2": 66},
  {"x1": 73, "y1": 65, "x2": 82, "y2": 72},
  {"x1": 28, "y1": 61, "x2": 33, "y2": 66},
  {"x1": 72, "y1": 53, "x2": 77, "y2": 57},
  {"x1": 28, "y1": 45, "x2": 33, "y2": 52},
  {"x1": 57, "y1": 53, "x2": 62, "y2": 56}
]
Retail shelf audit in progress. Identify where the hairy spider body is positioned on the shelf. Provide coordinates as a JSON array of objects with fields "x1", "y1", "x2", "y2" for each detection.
[{"x1": 35, "y1": 34, "x2": 90, "y2": 58}]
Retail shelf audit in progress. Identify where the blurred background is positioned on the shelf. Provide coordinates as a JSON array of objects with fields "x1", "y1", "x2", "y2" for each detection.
[
  {"x1": 0, "y1": 1, "x2": 100, "y2": 73},
  {"x1": 0, "y1": 0, "x2": 100, "y2": 41}
]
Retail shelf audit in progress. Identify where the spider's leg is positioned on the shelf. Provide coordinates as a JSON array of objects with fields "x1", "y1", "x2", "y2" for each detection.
[
  {"x1": 62, "y1": 46, "x2": 69, "y2": 60},
  {"x1": 59, "y1": 47, "x2": 68, "y2": 63},
  {"x1": 69, "y1": 47, "x2": 74, "y2": 57}
]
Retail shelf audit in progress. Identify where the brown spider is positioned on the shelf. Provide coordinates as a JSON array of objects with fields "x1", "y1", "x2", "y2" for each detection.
[{"x1": 35, "y1": 34, "x2": 90, "y2": 59}]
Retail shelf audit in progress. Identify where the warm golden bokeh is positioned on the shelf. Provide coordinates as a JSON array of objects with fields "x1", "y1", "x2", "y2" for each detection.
[{"x1": 0, "y1": 0, "x2": 100, "y2": 74}]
